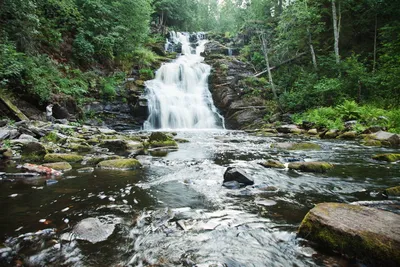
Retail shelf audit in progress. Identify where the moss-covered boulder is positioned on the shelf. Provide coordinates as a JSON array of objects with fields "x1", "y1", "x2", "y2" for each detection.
[
  {"x1": 368, "y1": 131, "x2": 400, "y2": 147},
  {"x1": 307, "y1": 129, "x2": 318, "y2": 135},
  {"x1": 337, "y1": 131, "x2": 357, "y2": 139},
  {"x1": 0, "y1": 148, "x2": 12, "y2": 159},
  {"x1": 20, "y1": 142, "x2": 47, "y2": 161},
  {"x1": 298, "y1": 202, "x2": 400, "y2": 266},
  {"x1": 271, "y1": 142, "x2": 321, "y2": 150},
  {"x1": 97, "y1": 158, "x2": 141, "y2": 170},
  {"x1": 44, "y1": 153, "x2": 83, "y2": 163},
  {"x1": 288, "y1": 161, "x2": 333, "y2": 173},
  {"x1": 67, "y1": 143, "x2": 92, "y2": 152},
  {"x1": 362, "y1": 139, "x2": 382, "y2": 147},
  {"x1": 323, "y1": 129, "x2": 339, "y2": 139},
  {"x1": 43, "y1": 162, "x2": 72, "y2": 171},
  {"x1": 372, "y1": 153, "x2": 400, "y2": 162},
  {"x1": 100, "y1": 139, "x2": 129, "y2": 152},
  {"x1": 259, "y1": 159, "x2": 285, "y2": 169},
  {"x1": 84, "y1": 155, "x2": 121, "y2": 165},
  {"x1": 148, "y1": 132, "x2": 178, "y2": 148},
  {"x1": 384, "y1": 186, "x2": 400, "y2": 197}
]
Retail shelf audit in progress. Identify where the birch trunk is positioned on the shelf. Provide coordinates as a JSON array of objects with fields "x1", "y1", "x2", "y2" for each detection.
[
  {"x1": 332, "y1": 0, "x2": 340, "y2": 64},
  {"x1": 260, "y1": 34, "x2": 278, "y2": 101},
  {"x1": 307, "y1": 29, "x2": 318, "y2": 70}
]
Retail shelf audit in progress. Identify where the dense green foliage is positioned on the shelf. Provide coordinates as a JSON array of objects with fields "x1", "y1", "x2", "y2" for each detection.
[{"x1": 0, "y1": 0, "x2": 152, "y2": 103}]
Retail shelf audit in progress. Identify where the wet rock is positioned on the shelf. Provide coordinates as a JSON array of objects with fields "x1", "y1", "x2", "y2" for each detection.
[
  {"x1": 222, "y1": 180, "x2": 245, "y2": 189},
  {"x1": 298, "y1": 202, "x2": 400, "y2": 266},
  {"x1": 22, "y1": 163, "x2": 62, "y2": 176},
  {"x1": 174, "y1": 138, "x2": 189, "y2": 143},
  {"x1": 384, "y1": 186, "x2": 400, "y2": 197},
  {"x1": 271, "y1": 142, "x2": 321, "y2": 150},
  {"x1": 97, "y1": 158, "x2": 141, "y2": 170},
  {"x1": 0, "y1": 130, "x2": 10, "y2": 140},
  {"x1": 20, "y1": 142, "x2": 47, "y2": 161},
  {"x1": 323, "y1": 129, "x2": 339, "y2": 139},
  {"x1": 67, "y1": 143, "x2": 92, "y2": 152},
  {"x1": 363, "y1": 126, "x2": 383, "y2": 134},
  {"x1": 44, "y1": 153, "x2": 83, "y2": 163},
  {"x1": 368, "y1": 131, "x2": 400, "y2": 147},
  {"x1": 148, "y1": 132, "x2": 178, "y2": 148},
  {"x1": 372, "y1": 153, "x2": 400, "y2": 162},
  {"x1": 337, "y1": 131, "x2": 357, "y2": 139},
  {"x1": 307, "y1": 129, "x2": 318, "y2": 135},
  {"x1": 259, "y1": 159, "x2": 285, "y2": 169},
  {"x1": 288, "y1": 162, "x2": 333, "y2": 173},
  {"x1": 223, "y1": 167, "x2": 254, "y2": 186},
  {"x1": 42, "y1": 162, "x2": 72, "y2": 171},
  {"x1": 18, "y1": 134, "x2": 38, "y2": 142},
  {"x1": 276, "y1": 124, "x2": 302, "y2": 134},
  {"x1": 255, "y1": 199, "x2": 277, "y2": 207},
  {"x1": 362, "y1": 139, "x2": 382, "y2": 147},
  {"x1": 0, "y1": 148, "x2": 12, "y2": 159},
  {"x1": 72, "y1": 217, "x2": 115, "y2": 244}
]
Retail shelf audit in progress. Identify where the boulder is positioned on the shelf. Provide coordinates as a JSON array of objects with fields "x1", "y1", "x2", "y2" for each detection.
[
  {"x1": 323, "y1": 129, "x2": 339, "y2": 139},
  {"x1": 307, "y1": 129, "x2": 318, "y2": 135},
  {"x1": 288, "y1": 161, "x2": 333, "y2": 173},
  {"x1": 276, "y1": 124, "x2": 302, "y2": 134},
  {"x1": 19, "y1": 134, "x2": 38, "y2": 142},
  {"x1": 1, "y1": 148, "x2": 12, "y2": 159},
  {"x1": 148, "y1": 132, "x2": 177, "y2": 148},
  {"x1": 43, "y1": 162, "x2": 72, "y2": 171},
  {"x1": 372, "y1": 153, "x2": 400, "y2": 162},
  {"x1": 0, "y1": 130, "x2": 10, "y2": 140},
  {"x1": 384, "y1": 186, "x2": 400, "y2": 197},
  {"x1": 100, "y1": 139, "x2": 129, "y2": 152},
  {"x1": 259, "y1": 159, "x2": 285, "y2": 169},
  {"x1": 369, "y1": 131, "x2": 400, "y2": 147},
  {"x1": 67, "y1": 143, "x2": 92, "y2": 153},
  {"x1": 97, "y1": 158, "x2": 141, "y2": 170},
  {"x1": 362, "y1": 139, "x2": 382, "y2": 147},
  {"x1": 44, "y1": 153, "x2": 83, "y2": 163},
  {"x1": 20, "y1": 142, "x2": 47, "y2": 161},
  {"x1": 72, "y1": 217, "x2": 115, "y2": 244},
  {"x1": 298, "y1": 202, "x2": 400, "y2": 266},
  {"x1": 337, "y1": 131, "x2": 357, "y2": 139},
  {"x1": 271, "y1": 142, "x2": 321, "y2": 150},
  {"x1": 223, "y1": 167, "x2": 254, "y2": 186}
]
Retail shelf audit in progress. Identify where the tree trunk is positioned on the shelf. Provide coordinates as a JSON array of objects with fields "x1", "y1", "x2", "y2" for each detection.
[
  {"x1": 373, "y1": 13, "x2": 378, "y2": 73},
  {"x1": 331, "y1": 0, "x2": 340, "y2": 64},
  {"x1": 259, "y1": 34, "x2": 278, "y2": 101},
  {"x1": 307, "y1": 29, "x2": 318, "y2": 70}
]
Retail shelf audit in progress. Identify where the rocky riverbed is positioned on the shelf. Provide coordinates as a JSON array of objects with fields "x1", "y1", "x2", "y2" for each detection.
[{"x1": 0, "y1": 119, "x2": 399, "y2": 266}]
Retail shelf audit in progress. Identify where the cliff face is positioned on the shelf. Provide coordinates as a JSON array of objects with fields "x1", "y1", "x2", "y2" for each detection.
[{"x1": 203, "y1": 42, "x2": 268, "y2": 130}]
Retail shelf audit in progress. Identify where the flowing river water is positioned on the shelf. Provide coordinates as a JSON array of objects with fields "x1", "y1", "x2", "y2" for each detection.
[{"x1": 0, "y1": 33, "x2": 399, "y2": 266}]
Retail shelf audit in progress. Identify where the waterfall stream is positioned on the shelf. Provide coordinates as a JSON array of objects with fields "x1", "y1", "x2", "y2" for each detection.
[{"x1": 144, "y1": 32, "x2": 224, "y2": 130}]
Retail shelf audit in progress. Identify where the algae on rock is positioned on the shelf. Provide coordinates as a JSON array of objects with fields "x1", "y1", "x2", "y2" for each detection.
[{"x1": 97, "y1": 158, "x2": 141, "y2": 170}]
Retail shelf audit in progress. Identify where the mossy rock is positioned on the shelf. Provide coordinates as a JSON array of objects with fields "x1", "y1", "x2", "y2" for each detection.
[
  {"x1": 384, "y1": 186, "x2": 400, "y2": 196},
  {"x1": 43, "y1": 162, "x2": 72, "y2": 171},
  {"x1": 100, "y1": 139, "x2": 129, "y2": 152},
  {"x1": 20, "y1": 142, "x2": 47, "y2": 161},
  {"x1": 87, "y1": 138, "x2": 100, "y2": 145},
  {"x1": 337, "y1": 131, "x2": 357, "y2": 139},
  {"x1": 298, "y1": 202, "x2": 400, "y2": 266},
  {"x1": 44, "y1": 153, "x2": 83, "y2": 163},
  {"x1": 372, "y1": 153, "x2": 400, "y2": 162},
  {"x1": 97, "y1": 158, "x2": 141, "y2": 170},
  {"x1": 288, "y1": 161, "x2": 333, "y2": 173},
  {"x1": 148, "y1": 132, "x2": 177, "y2": 148},
  {"x1": 68, "y1": 143, "x2": 92, "y2": 152},
  {"x1": 272, "y1": 142, "x2": 321, "y2": 150},
  {"x1": 84, "y1": 155, "x2": 121, "y2": 165},
  {"x1": 324, "y1": 130, "x2": 339, "y2": 139},
  {"x1": 1, "y1": 148, "x2": 12, "y2": 159},
  {"x1": 259, "y1": 159, "x2": 285, "y2": 169},
  {"x1": 362, "y1": 139, "x2": 382, "y2": 147},
  {"x1": 307, "y1": 129, "x2": 318, "y2": 135},
  {"x1": 174, "y1": 138, "x2": 189, "y2": 143}
]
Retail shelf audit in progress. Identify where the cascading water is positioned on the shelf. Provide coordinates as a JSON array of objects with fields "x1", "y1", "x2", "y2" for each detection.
[{"x1": 144, "y1": 32, "x2": 224, "y2": 130}]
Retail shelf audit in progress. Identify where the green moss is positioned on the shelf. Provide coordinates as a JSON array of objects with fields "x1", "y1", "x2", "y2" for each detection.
[
  {"x1": 384, "y1": 186, "x2": 400, "y2": 196},
  {"x1": 372, "y1": 153, "x2": 400, "y2": 162},
  {"x1": 97, "y1": 158, "x2": 141, "y2": 170},
  {"x1": 44, "y1": 153, "x2": 83, "y2": 163},
  {"x1": 42, "y1": 131, "x2": 59, "y2": 142},
  {"x1": 174, "y1": 138, "x2": 189, "y2": 143},
  {"x1": 43, "y1": 162, "x2": 72, "y2": 171},
  {"x1": 289, "y1": 162, "x2": 333, "y2": 173},
  {"x1": 21, "y1": 142, "x2": 47, "y2": 162},
  {"x1": 149, "y1": 140, "x2": 178, "y2": 148},
  {"x1": 68, "y1": 143, "x2": 92, "y2": 152},
  {"x1": 337, "y1": 131, "x2": 358, "y2": 139},
  {"x1": 362, "y1": 139, "x2": 382, "y2": 147},
  {"x1": 85, "y1": 155, "x2": 121, "y2": 165}
]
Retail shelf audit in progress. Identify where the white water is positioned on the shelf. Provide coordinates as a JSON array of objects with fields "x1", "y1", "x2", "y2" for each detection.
[{"x1": 144, "y1": 32, "x2": 224, "y2": 130}]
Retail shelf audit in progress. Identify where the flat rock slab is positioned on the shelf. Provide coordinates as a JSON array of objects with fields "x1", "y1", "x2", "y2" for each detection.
[
  {"x1": 298, "y1": 202, "x2": 400, "y2": 266},
  {"x1": 73, "y1": 217, "x2": 115, "y2": 244}
]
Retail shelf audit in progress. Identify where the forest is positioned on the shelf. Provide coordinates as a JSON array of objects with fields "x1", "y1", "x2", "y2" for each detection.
[{"x1": 0, "y1": 0, "x2": 400, "y2": 132}]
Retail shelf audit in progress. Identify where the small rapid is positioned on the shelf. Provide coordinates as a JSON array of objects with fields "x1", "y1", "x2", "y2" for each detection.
[{"x1": 144, "y1": 32, "x2": 224, "y2": 130}]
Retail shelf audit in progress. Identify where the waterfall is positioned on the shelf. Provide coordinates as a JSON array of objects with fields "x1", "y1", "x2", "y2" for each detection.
[{"x1": 143, "y1": 32, "x2": 224, "y2": 130}]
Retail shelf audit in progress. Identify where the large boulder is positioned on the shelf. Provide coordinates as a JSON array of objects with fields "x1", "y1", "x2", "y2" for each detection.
[
  {"x1": 298, "y1": 203, "x2": 400, "y2": 266},
  {"x1": 384, "y1": 186, "x2": 400, "y2": 197},
  {"x1": 20, "y1": 142, "x2": 47, "y2": 161},
  {"x1": 43, "y1": 162, "x2": 72, "y2": 171},
  {"x1": 100, "y1": 139, "x2": 129, "y2": 152},
  {"x1": 72, "y1": 217, "x2": 115, "y2": 244},
  {"x1": 368, "y1": 131, "x2": 400, "y2": 147},
  {"x1": 259, "y1": 159, "x2": 285, "y2": 169},
  {"x1": 223, "y1": 167, "x2": 254, "y2": 186},
  {"x1": 288, "y1": 161, "x2": 333, "y2": 173},
  {"x1": 44, "y1": 153, "x2": 83, "y2": 163},
  {"x1": 372, "y1": 153, "x2": 400, "y2": 162},
  {"x1": 97, "y1": 158, "x2": 141, "y2": 170},
  {"x1": 148, "y1": 132, "x2": 177, "y2": 148}
]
